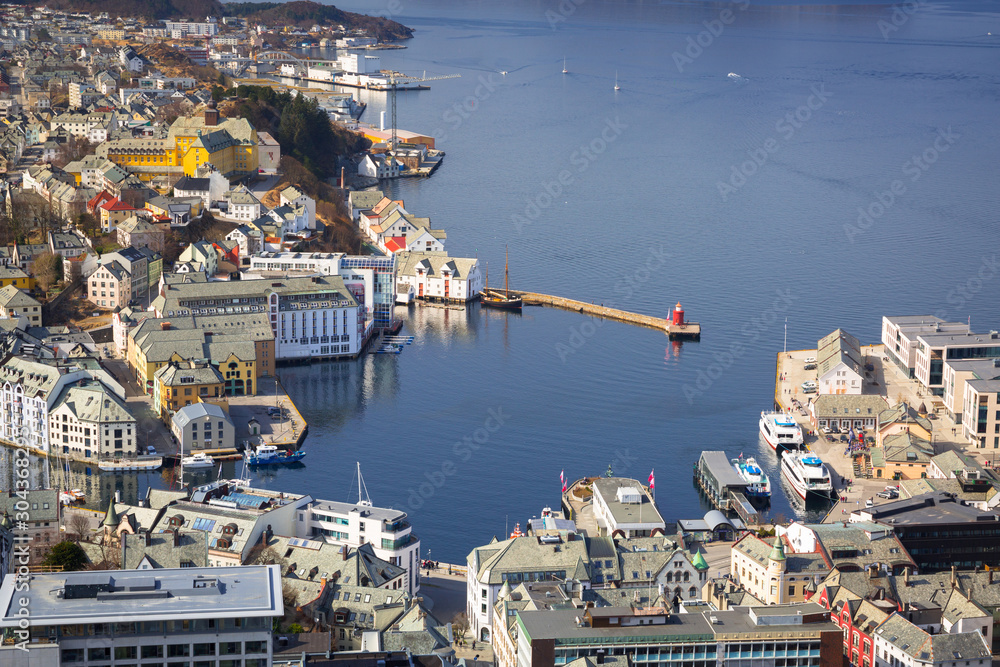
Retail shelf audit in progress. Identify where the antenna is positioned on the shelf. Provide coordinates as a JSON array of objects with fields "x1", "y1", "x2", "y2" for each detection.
[{"x1": 357, "y1": 461, "x2": 372, "y2": 506}]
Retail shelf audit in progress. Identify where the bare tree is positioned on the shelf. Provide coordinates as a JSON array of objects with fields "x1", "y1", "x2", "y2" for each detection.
[
  {"x1": 53, "y1": 136, "x2": 95, "y2": 169},
  {"x1": 33, "y1": 252, "x2": 62, "y2": 293},
  {"x1": 452, "y1": 612, "x2": 469, "y2": 644},
  {"x1": 68, "y1": 513, "x2": 91, "y2": 543}
]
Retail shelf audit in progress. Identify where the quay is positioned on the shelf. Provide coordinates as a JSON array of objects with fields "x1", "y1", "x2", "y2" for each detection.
[
  {"x1": 694, "y1": 451, "x2": 760, "y2": 525},
  {"x1": 511, "y1": 292, "x2": 701, "y2": 339}
]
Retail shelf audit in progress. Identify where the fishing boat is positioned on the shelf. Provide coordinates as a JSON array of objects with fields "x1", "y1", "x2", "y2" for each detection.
[
  {"x1": 481, "y1": 247, "x2": 523, "y2": 311},
  {"x1": 562, "y1": 57, "x2": 568, "y2": 74},
  {"x1": 781, "y1": 451, "x2": 833, "y2": 500},
  {"x1": 245, "y1": 444, "x2": 306, "y2": 466},
  {"x1": 731, "y1": 455, "x2": 771, "y2": 498},
  {"x1": 759, "y1": 411, "x2": 804, "y2": 451},
  {"x1": 614, "y1": 71, "x2": 620, "y2": 91},
  {"x1": 181, "y1": 452, "x2": 215, "y2": 469}
]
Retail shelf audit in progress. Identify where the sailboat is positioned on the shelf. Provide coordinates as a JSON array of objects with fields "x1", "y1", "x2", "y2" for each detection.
[
  {"x1": 562, "y1": 57, "x2": 568, "y2": 74},
  {"x1": 481, "y1": 246, "x2": 522, "y2": 311},
  {"x1": 614, "y1": 71, "x2": 620, "y2": 91}
]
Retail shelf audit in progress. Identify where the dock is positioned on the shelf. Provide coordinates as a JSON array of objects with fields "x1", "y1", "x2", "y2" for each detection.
[
  {"x1": 509, "y1": 291, "x2": 701, "y2": 339},
  {"x1": 694, "y1": 451, "x2": 751, "y2": 513}
]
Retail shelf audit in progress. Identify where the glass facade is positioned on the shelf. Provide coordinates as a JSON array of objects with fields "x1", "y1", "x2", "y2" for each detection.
[{"x1": 340, "y1": 255, "x2": 397, "y2": 329}]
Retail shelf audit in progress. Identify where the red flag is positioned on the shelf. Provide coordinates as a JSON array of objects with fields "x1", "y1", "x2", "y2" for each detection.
[
  {"x1": 562, "y1": 482, "x2": 567, "y2": 493},
  {"x1": 648, "y1": 469, "x2": 655, "y2": 490},
  {"x1": 560, "y1": 469, "x2": 565, "y2": 484}
]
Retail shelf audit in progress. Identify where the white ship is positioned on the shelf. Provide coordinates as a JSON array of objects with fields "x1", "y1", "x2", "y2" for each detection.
[
  {"x1": 181, "y1": 452, "x2": 215, "y2": 469},
  {"x1": 781, "y1": 452, "x2": 833, "y2": 500},
  {"x1": 760, "y1": 411, "x2": 804, "y2": 451}
]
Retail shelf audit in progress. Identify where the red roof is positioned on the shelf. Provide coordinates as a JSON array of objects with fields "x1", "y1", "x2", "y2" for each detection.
[
  {"x1": 100, "y1": 198, "x2": 136, "y2": 212},
  {"x1": 87, "y1": 190, "x2": 115, "y2": 212},
  {"x1": 384, "y1": 237, "x2": 406, "y2": 254}
]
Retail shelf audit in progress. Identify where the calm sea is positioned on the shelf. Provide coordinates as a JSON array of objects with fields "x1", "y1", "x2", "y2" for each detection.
[{"x1": 3, "y1": 0, "x2": 1000, "y2": 563}]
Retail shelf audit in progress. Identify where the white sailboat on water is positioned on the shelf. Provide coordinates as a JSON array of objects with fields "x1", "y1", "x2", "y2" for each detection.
[
  {"x1": 614, "y1": 70, "x2": 620, "y2": 91},
  {"x1": 562, "y1": 57, "x2": 568, "y2": 74}
]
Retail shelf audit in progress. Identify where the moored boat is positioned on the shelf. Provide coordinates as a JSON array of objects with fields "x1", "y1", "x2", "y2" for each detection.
[
  {"x1": 98, "y1": 456, "x2": 163, "y2": 472},
  {"x1": 780, "y1": 451, "x2": 833, "y2": 500},
  {"x1": 760, "y1": 411, "x2": 804, "y2": 451},
  {"x1": 731, "y1": 455, "x2": 771, "y2": 498},
  {"x1": 481, "y1": 246, "x2": 522, "y2": 311},
  {"x1": 181, "y1": 452, "x2": 215, "y2": 469},
  {"x1": 245, "y1": 444, "x2": 306, "y2": 466}
]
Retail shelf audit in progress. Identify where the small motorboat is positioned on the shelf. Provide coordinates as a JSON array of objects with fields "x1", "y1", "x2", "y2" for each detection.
[
  {"x1": 181, "y1": 452, "x2": 215, "y2": 469},
  {"x1": 245, "y1": 444, "x2": 306, "y2": 466}
]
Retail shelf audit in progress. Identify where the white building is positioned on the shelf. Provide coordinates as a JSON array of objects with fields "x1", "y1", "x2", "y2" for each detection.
[
  {"x1": 591, "y1": 477, "x2": 665, "y2": 538},
  {"x1": 48, "y1": 380, "x2": 136, "y2": 461},
  {"x1": 156, "y1": 275, "x2": 364, "y2": 361},
  {"x1": 171, "y1": 402, "x2": 235, "y2": 452},
  {"x1": 874, "y1": 613, "x2": 990, "y2": 667},
  {"x1": 817, "y1": 328, "x2": 864, "y2": 395},
  {"x1": 395, "y1": 251, "x2": 482, "y2": 302},
  {"x1": 279, "y1": 186, "x2": 316, "y2": 229},
  {"x1": 882, "y1": 316, "x2": 971, "y2": 378},
  {"x1": 0, "y1": 358, "x2": 126, "y2": 454},
  {"x1": 914, "y1": 330, "x2": 1000, "y2": 397},
  {"x1": 296, "y1": 499, "x2": 421, "y2": 595},
  {"x1": 359, "y1": 153, "x2": 400, "y2": 179},
  {"x1": 0, "y1": 566, "x2": 283, "y2": 666},
  {"x1": 225, "y1": 187, "x2": 262, "y2": 222},
  {"x1": 165, "y1": 19, "x2": 219, "y2": 37}
]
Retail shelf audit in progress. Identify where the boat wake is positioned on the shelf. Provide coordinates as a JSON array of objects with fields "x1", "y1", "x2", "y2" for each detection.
[{"x1": 727, "y1": 72, "x2": 746, "y2": 82}]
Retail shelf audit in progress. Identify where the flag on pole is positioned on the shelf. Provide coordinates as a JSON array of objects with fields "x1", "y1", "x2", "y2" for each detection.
[
  {"x1": 648, "y1": 470, "x2": 655, "y2": 491},
  {"x1": 561, "y1": 470, "x2": 566, "y2": 493}
]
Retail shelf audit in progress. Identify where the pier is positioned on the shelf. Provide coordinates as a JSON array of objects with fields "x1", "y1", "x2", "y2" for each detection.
[
  {"x1": 694, "y1": 451, "x2": 750, "y2": 513},
  {"x1": 510, "y1": 292, "x2": 701, "y2": 339}
]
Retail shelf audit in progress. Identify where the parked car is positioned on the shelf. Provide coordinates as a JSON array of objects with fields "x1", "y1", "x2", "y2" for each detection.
[
  {"x1": 801, "y1": 381, "x2": 818, "y2": 393},
  {"x1": 804, "y1": 363, "x2": 817, "y2": 370},
  {"x1": 146, "y1": 446, "x2": 157, "y2": 456},
  {"x1": 866, "y1": 498, "x2": 874, "y2": 508},
  {"x1": 877, "y1": 489, "x2": 898, "y2": 499},
  {"x1": 803, "y1": 356, "x2": 816, "y2": 365}
]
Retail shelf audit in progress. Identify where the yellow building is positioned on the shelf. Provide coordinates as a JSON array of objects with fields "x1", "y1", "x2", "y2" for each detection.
[
  {"x1": 152, "y1": 360, "x2": 226, "y2": 422},
  {"x1": 0, "y1": 266, "x2": 34, "y2": 290},
  {"x1": 97, "y1": 104, "x2": 258, "y2": 184}
]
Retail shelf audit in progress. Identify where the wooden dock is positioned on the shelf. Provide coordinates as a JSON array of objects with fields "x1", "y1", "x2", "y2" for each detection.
[{"x1": 509, "y1": 291, "x2": 701, "y2": 339}]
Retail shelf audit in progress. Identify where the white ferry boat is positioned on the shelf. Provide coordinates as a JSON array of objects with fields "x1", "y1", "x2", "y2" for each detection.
[
  {"x1": 98, "y1": 456, "x2": 163, "y2": 473},
  {"x1": 781, "y1": 452, "x2": 833, "y2": 500},
  {"x1": 181, "y1": 452, "x2": 215, "y2": 469},
  {"x1": 760, "y1": 411, "x2": 804, "y2": 451},
  {"x1": 731, "y1": 456, "x2": 771, "y2": 498}
]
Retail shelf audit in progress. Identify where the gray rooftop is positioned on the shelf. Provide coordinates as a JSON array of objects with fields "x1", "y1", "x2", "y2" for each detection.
[
  {"x1": 862, "y1": 491, "x2": 1000, "y2": 525},
  {"x1": 592, "y1": 477, "x2": 665, "y2": 527},
  {"x1": 0, "y1": 565, "x2": 283, "y2": 625}
]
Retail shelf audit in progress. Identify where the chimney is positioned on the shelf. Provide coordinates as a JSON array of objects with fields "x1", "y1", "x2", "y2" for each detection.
[
  {"x1": 342, "y1": 545, "x2": 349, "y2": 560},
  {"x1": 904, "y1": 567, "x2": 910, "y2": 586},
  {"x1": 143, "y1": 529, "x2": 151, "y2": 547},
  {"x1": 204, "y1": 106, "x2": 218, "y2": 127},
  {"x1": 951, "y1": 565, "x2": 957, "y2": 588},
  {"x1": 990, "y1": 569, "x2": 994, "y2": 584},
  {"x1": 161, "y1": 322, "x2": 171, "y2": 330},
  {"x1": 172, "y1": 529, "x2": 180, "y2": 547}
]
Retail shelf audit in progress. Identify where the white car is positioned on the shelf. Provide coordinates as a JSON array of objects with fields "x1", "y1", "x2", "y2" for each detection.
[
  {"x1": 803, "y1": 356, "x2": 816, "y2": 364},
  {"x1": 801, "y1": 381, "x2": 818, "y2": 393}
]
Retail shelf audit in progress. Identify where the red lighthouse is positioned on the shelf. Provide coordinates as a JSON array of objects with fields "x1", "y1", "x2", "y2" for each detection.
[{"x1": 671, "y1": 302, "x2": 685, "y2": 326}]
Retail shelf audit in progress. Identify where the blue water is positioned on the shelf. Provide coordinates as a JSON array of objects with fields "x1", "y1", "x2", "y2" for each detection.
[{"x1": 4, "y1": 0, "x2": 1000, "y2": 563}]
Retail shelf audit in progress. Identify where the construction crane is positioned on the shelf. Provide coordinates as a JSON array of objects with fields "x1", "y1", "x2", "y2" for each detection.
[{"x1": 385, "y1": 70, "x2": 461, "y2": 147}]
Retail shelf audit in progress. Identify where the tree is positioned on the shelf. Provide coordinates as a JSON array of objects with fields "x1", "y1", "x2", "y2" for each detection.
[
  {"x1": 35, "y1": 28, "x2": 51, "y2": 42},
  {"x1": 43, "y1": 541, "x2": 87, "y2": 571},
  {"x1": 33, "y1": 252, "x2": 62, "y2": 293},
  {"x1": 68, "y1": 513, "x2": 91, "y2": 543},
  {"x1": 452, "y1": 612, "x2": 469, "y2": 644},
  {"x1": 287, "y1": 623, "x2": 304, "y2": 634},
  {"x1": 76, "y1": 212, "x2": 100, "y2": 238},
  {"x1": 53, "y1": 136, "x2": 95, "y2": 169}
]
